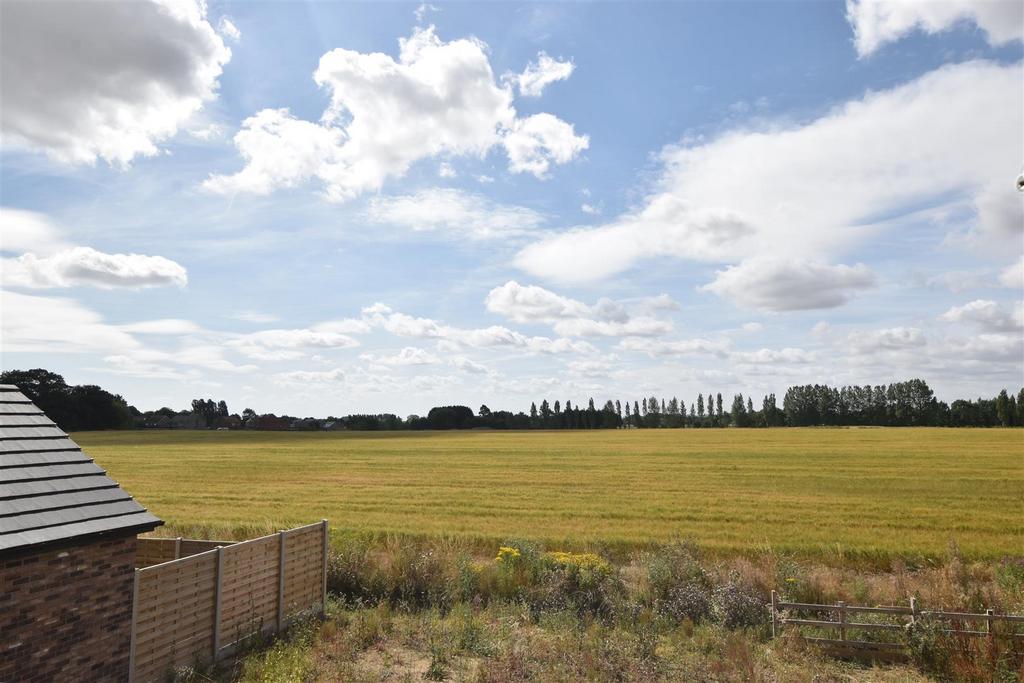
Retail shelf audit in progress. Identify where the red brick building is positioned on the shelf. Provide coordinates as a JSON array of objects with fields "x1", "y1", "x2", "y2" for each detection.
[{"x1": 0, "y1": 384, "x2": 163, "y2": 682}]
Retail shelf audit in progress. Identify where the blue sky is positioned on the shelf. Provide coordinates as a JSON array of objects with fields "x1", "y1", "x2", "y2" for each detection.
[{"x1": 1, "y1": 0, "x2": 1022, "y2": 416}]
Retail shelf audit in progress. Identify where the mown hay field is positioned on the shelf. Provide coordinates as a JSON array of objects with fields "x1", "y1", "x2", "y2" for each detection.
[{"x1": 74, "y1": 428, "x2": 1023, "y2": 561}]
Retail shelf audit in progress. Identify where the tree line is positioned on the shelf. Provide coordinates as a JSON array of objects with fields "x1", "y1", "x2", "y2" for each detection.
[{"x1": 3, "y1": 369, "x2": 1021, "y2": 431}]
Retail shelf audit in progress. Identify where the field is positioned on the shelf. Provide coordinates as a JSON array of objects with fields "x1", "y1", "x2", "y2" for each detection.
[{"x1": 75, "y1": 428, "x2": 1023, "y2": 561}]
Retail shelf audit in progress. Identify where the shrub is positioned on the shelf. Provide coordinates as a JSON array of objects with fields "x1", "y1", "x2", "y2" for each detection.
[
  {"x1": 713, "y1": 575, "x2": 768, "y2": 630},
  {"x1": 646, "y1": 539, "x2": 714, "y2": 624}
]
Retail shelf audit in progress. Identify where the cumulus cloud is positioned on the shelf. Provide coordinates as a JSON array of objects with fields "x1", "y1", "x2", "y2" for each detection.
[
  {"x1": 363, "y1": 302, "x2": 595, "y2": 354},
  {"x1": 485, "y1": 281, "x2": 590, "y2": 322},
  {"x1": 702, "y1": 258, "x2": 876, "y2": 311},
  {"x1": 618, "y1": 337, "x2": 730, "y2": 358},
  {"x1": 843, "y1": 326, "x2": 926, "y2": 354},
  {"x1": 366, "y1": 189, "x2": 543, "y2": 240},
  {"x1": 999, "y1": 257, "x2": 1023, "y2": 289},
  {"x1": 360, "y1": 347, "x2": 440, "y2": 366},
  {"x1": 510, "y1": 52, "x2": 575, "y2": 97},
  {"x1": 1, "y1": 0, "x2": 231, "y2": 165},
  {"x1": 205, "y1": 27, "x2": 586, "y2": 200},
  {"x1": 515, "y1": 61, "x2": 1022, "y2": 294},
  {"x1": 4, "y1": 247, "x2": 188, "y2": 289},
  {"x1": 939, "y1": 299, "x2": 1023, "y2": 332},
  {"x1": 484, "y1": 281, "x2": 672, "y2": 337},
  {"x1": 846, "y1": 0, "x2": 1024, "y2": 57},
  {"x1": 218, "y1": 17, "x2": 241, "y2": 42},
  {"x1": 503, "y1": 114, "x2": 589, "y2": 178},
  {"x1": 229, "y1": 328, "x2": 360, "y2": 360},
  {"x1": 731, "y1": 347, "x2": 815, "y2": 364}
]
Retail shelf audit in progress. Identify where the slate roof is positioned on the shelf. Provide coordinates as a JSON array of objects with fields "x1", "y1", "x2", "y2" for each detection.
[{"x1": 0, "y1": 384, "x2": 162, "y2": 555}]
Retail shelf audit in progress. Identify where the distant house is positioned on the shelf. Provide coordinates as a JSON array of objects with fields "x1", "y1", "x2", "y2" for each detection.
[
  {"x1": 171, "y1": 411, "x2": 205, "y2": 429},
  {"x1": 213, "y1": 415, "x2": 242, "y2": 430},
  {"x1": 255, "y1": 414, "x2": 290, "y2": 431},
  {"x1": 291, "y1": 417, "x2": 320, "y2": 431},
  {"x1": 0, "y1": 384, "x2": 163, "y2": 682},
  {"x1": 321, "y1": 421, "x2": 343, "y2": 431}
]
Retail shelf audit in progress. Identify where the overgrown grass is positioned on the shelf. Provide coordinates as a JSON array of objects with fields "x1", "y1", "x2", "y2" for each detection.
[
  {"x1": 183, "y1": 537, "x2": 1023, "y2": 682},
  {"x1": 76, "y1": 428, "x2": 1023, "y2": 562}
]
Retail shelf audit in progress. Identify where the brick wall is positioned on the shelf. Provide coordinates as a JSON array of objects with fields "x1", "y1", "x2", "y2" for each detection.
[{"x1": 0, "y1": 534, "x2": 138, "y2": 683}]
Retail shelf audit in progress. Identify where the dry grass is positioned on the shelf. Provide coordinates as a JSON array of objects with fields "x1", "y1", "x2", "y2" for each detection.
[{"x1": 76, "y1": 427, "x2": 1023, "y2": 562}]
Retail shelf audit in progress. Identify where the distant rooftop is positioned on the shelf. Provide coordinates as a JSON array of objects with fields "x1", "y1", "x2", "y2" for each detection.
[{"x1": 0, "y1": 384, "x2": 162, "y2": 555}]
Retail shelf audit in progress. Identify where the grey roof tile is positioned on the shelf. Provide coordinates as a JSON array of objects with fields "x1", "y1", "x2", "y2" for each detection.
[{"x1": 0, "y1": 391, "x2": 162, "y2": 554}]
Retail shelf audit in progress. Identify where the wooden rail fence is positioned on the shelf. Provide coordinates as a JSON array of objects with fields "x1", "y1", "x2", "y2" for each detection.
[
  {"x1": 770, "y1": 590, "x2": 1024, "y2": 662},
  {"x1": 128, "y1": 520, "x2": 328, "y2": 683}
]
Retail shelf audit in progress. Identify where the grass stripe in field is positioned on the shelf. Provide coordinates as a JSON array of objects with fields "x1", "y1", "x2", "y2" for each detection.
[{"x1": 73, "y1": 428, "x2": 1024, "y2": 561}]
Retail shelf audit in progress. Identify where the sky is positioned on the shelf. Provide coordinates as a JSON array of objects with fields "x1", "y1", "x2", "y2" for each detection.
[{"x1": 0, "y1": 0, "x2": 1022, "y2": 417}]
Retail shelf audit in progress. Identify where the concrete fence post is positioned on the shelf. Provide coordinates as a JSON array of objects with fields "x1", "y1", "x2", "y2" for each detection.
[
  {"x1": 910, "y1": 597, "x2": 918, "y2": 625},
  {"x1": 277, "y1": 530, "x2": 287, "y2": 632},
  {"x1": 128, "y1": 568, "x2": 140, "y2": 683},
  {"x1": 321, "y1": 519, "x2": 329, "y2": 616},
  {"x1": 213, "y1": 546, "x2": 224, "y2": 660},
  {"x1": 174, "y1": 537, "x2": 182, "y2": 560},
  {"x1": 837, "y1": 601, "x2": 846, "y2": 642}
]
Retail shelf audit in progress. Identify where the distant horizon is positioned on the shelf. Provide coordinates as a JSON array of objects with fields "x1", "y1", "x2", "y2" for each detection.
[{"x1": 2, "y1": 1, "x2": 1022, "y2": 417}]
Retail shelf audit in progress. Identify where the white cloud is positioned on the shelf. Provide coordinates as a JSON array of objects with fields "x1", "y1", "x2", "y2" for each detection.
[
  {"x1": 205, "y1": 27, "x2": 585, "y2": 200},
  {"x1": 231, "y1": 311, "x2": 281, "y2": 324},
  {"x1": 362, "y1": 302, "x2": 595, "y2": 354},
  {"x1": 502, "y1": 113, "x2": 589, "y2": 179},
  {"x1": 485, "y1": 281, "x2": 590, "y2": 322},
  {"x1": 275, "y1": 368, "x2": 346, "y2": 384},
  {"x1": 1, "y1": 290, "x2": 260, "y2": 378},
  {"x1": 515, "y1": 61, "x2": 1022, "y2": 291},
  {"x1": 1, "y1": 0, "x2": 231, "y2": 165},
  {"x1": 1, "y1": 290, "x2": 140, "y2": 353},
  {"x1": 360, "y1": 347, "x2": 440, "y2": 366},
  {"x1": 414, "y1": 3, "x2": 439, "y2": 23},
  {"x1": 0, "y1": 208, "x2": 70, "y2": 254},
  {"x1": 485, "y1": 281, "x2": 672, "y2": 337},
  {"x1": 844, "y1": 326, "x2": 926, "y2": 354},
  {"x1": 510, "y1": 52, "x2": 575, "y2": 97},
  {"x1": 939, "y1": 333, "x2": 1023, "y2": 363},
  {"x1": 740, "y1": 322, "x2": 764, "y2": 333},
  {"x1": 366, "y1": 188, "x2": 543, "y2": 240},
  {"x1": 939, "y1": 299, "x2": 1023, "y2": 332},
  {"x1": 702, "y1": 258, "x2": 876, "y2": 311},
  {"x1": 999, "y1": 257, "x2": 1023, "y2": 289},
  {"x1": 731, "y1": 347, "x2": 815, "y2": 364},
  {"x1": 618, "y1": 337, "x2": 730, "y2": 358},
  {"x1": 846, "y1": 0, "x2": 1024, "y2": 57},
  {"x1": 118, "y1": 319, "x2": 202, "y2": 335},
  {"x1": 4, "y1": 247, "x2": 188, "y2": 289},
  {"x1": 229, "y1": 328, "x2": 360, "y2": 360},
  {"x1": 218, "y1": 16, "x2": 241, "y2": 42},
  {"x1": 581, "y1": 203, "x2": 601, "y2": 215},
  {"x1": 552, "y1": 317, "x2": 671, "y2": 338},
  {"x1": 451, "y1": 356, "x2": 490, "y2": 374},
  {"x1": 438, "y1": 162, "x2": 457, "y2": 178}
]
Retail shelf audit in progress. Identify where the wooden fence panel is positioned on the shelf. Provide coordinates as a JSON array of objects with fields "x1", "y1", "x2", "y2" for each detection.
[
  {"x1": 129, "y1": 521, "x2": 328, "y2": 682},
  {"x1": 135, "y1": 538, "x2": 179, "y2": 568},
  {"x1": 131, "y1": 551, "x2": 218, "y2": 683},
  {"x1": 218, "y1": 534, "x2": 280, "y2": 647},
  {"x1": 137, "y1": 538, "x2": 234, "y2": 568},
  {"x1": 283, "y1": 522, "x2": 325, "y2": 613}
]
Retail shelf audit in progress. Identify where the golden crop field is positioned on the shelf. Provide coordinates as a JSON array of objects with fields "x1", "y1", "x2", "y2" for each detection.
[{"x1": 74, "y1": 428, "x2": 1024, "y2": 561}]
